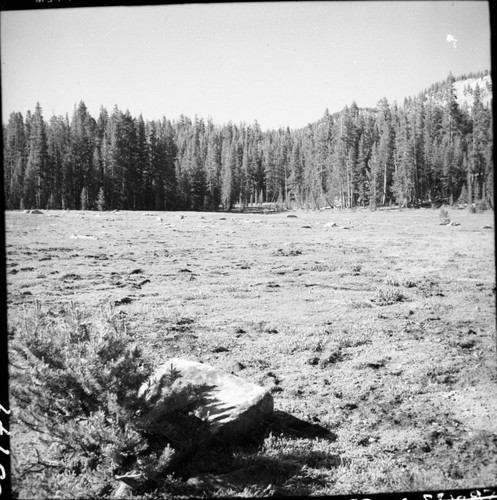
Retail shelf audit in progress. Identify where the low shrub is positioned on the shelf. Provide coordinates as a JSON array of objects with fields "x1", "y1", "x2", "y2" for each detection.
[
  {"x1": 375, "y1": 287, "x2": 406, "y2": 305},
  {"x1": 384, "y1": 277, "x2": 416, "y2": 288},
  {"x1": 384, "y1": 277, "x2": 400, "y2": 287},
  {"x1": 9, "y1": 300, "x2": 208, "y2": 497}
]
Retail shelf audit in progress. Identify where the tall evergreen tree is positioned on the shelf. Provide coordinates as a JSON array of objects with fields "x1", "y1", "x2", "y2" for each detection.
[
  {"x1": 4, "y1": 112, "x2": 26, "y2": 209},
  {"x1": 24, "y1": 103, "x2": 48, "y2": 209},
  {"x1": 375, "y1": 98, "x2": 395, "y2": 206},
  {"x1": 47, "y1": 115, "x2": 71, "y2": 209},
  {"x1": 71, "y1": 101, "x2": 96, "y2": 209}
]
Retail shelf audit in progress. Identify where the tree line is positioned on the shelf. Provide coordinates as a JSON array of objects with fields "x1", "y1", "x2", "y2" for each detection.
[{"x1": 3, "y1": 71, "x2": 493, "y2": 212}]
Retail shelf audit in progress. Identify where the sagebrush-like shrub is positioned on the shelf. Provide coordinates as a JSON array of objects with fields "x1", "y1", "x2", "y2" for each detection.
[
  {"x1": 375, "y1": 287, "x2": 406, "y2": 305},
  {"x1": 9, "y1": 300, "x2": 208, "y2": 497}
]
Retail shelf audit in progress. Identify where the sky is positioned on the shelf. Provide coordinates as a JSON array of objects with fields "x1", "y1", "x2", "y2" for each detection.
[{"x1": 0, "y1": 1, "x2": 491, "y2": 131}]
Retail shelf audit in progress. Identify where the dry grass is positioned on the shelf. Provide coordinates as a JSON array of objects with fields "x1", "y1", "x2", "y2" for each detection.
[{"x1": 6, "y1": 206, "x2": 497, "y2": 497}]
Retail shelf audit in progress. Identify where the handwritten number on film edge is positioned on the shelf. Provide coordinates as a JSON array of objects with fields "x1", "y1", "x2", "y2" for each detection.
[{"x1": 0, "y1": 404, "x2": 10, "y2": 495}]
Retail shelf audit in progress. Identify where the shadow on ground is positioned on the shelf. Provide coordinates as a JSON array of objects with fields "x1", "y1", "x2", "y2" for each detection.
[{"x1": 177, "y1": 410, "x2": 338, "y2": 496}]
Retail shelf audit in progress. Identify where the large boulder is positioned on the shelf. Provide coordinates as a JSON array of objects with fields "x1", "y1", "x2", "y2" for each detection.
[{"x1": 139, "y1": 358, "x2": 274, "y2": 444}]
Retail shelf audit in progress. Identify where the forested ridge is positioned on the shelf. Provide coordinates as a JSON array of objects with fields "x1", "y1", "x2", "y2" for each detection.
[{"x1": 3, "y1": 70, "x2": 493, "y2": 212}]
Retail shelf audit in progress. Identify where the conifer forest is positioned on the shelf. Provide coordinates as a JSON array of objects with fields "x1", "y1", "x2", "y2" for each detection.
[{"x1": 3, "y1": 71, "x2": 493, "y2": 212}]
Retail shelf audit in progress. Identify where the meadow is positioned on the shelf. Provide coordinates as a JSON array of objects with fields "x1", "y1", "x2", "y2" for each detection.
[{"x1": 6, "y1": 206, "x2": 497, "y2": 497}]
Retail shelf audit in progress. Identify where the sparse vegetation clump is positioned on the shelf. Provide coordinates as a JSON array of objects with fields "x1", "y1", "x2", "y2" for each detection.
[
  {"x1": 375, "y1": 287, "x2": 407, "y2": 305},
  {"x1": 384, "y1": 276, "x2": 417, "y2": 288},
  {"x1": 9, "y1": 301, "x2": 207, "y2": 498}
]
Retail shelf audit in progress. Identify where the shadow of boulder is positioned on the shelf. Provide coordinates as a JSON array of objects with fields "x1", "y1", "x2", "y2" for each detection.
[
  {"x1": 184, "y1": 447, "x2": 341, "y2": 497},
  {"x1": 174, "y1": 409, "x2": 338, "y2": 495},
  {"x1": 268, "y1": 410, "x2": 337, "y2": 440}
]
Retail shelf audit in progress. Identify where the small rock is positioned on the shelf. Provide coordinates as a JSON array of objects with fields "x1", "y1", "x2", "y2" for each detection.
[
  {"x1": 458, "y1": 339, "x2": 476, "y2": 349},
  {"x1": 287, "y1": 214, "x2": 298, "y2": 218},
  {"x1": 481, "y1": 225, "x2": 493, "y2": 229},
  {"x1": 301, "y1": 225, "x2": 312, "y2": 229},
  {"x1": 113, "y1": 482, "x2": 134, "y2": 498},
  {"x1": 114, "y1": 472, "x2": 145, "y2": 497},
  {"x1": 308, "y1": 357, "x2": 320, "y2": 365},
  {"x1": 324, "y1": 222, "x2": 337, "y2": 227},
  {"x1": 70, "y1": 234, "x2": 97, "y2": 240},
  {"x1": 230, "y1": 361, "x2": 246, "y2": 373}
]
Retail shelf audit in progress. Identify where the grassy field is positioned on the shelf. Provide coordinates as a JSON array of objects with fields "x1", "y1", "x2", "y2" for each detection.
[{"x1": 6, "y1": 206, "x2": 497, "y2": 497}]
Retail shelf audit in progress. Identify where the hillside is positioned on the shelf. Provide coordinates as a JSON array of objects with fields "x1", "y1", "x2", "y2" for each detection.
[
  {"x1": 453, "y1": 73, "x2": 492, "y2": 109},
  {"x1": 418, "y1": 70, "x2": 492, "y2": 110}
]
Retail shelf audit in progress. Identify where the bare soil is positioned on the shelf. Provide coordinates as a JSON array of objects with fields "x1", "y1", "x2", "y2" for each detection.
[{"x1": 6, "y1": 207, "x2": 497, "y2": 496}]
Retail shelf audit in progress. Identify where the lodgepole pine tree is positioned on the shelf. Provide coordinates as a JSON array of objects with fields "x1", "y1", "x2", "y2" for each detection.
[{"x1": 23, "y1": 103, "x2": 48, "y2": 209}]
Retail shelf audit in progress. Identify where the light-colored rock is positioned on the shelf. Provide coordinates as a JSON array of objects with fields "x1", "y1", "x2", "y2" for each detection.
[
  {"x1": 70, "y1": 234, "x2": 97, "y2": 240},
  {"x1": 114, "y1": 473, "x2": 144, "y2": 497},
  {"x1": 24, "y1": 209, "x2": 44, "y2": 214},
  {"x1": 113, "y1": 482, "x2": 133, "y2": 498},
  {"x1": 139, "y1": 358, "x2": 273, "y2": 443},
  {"x1": 324, "y1": 221, "x2": 337, "y2": 227}
]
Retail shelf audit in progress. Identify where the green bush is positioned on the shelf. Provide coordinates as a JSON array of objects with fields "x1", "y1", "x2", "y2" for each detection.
[{"x1": 9, "y1": 300, "x2": 208, "y2": 497}]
